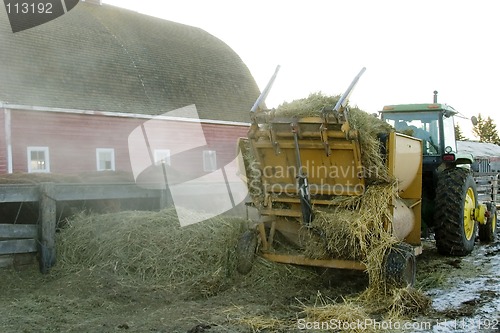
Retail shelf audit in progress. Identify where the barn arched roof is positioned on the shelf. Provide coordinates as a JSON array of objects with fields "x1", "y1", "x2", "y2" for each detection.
[{"x1": 0, "y1": 2, "x2": 260, "y2": 122}]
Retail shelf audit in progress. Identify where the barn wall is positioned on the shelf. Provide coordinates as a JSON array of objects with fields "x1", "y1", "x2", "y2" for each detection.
[
  {"x1": 11, "y1": 110, "x2": 140, "y2": 174},
  {"x1": 202, "y1": 122, "x2": 248, "y2": 166},
  {"x1": 8, "y1": 109, "x2": 249, "y2": 182}
]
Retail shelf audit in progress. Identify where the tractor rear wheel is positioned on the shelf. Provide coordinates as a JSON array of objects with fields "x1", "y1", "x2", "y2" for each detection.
[
  {"x1": 383, "y1": 243, "x2": 416, "y2": 287},
  {"x1": 236, "y1": 229, "x2": 258, "y2": 275},
  {"x1": 479, "y1": 202, "x2": 497, "y2": 243},
  {"x1": 434, "y1": 168, "x2": 478, "y2": 256}
]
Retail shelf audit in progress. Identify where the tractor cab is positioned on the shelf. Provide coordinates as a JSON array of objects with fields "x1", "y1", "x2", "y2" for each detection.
[
  {"x1": 380, "y1": 101, "x2": 473, "y2": 172},
  {"x1": 380, "y1": 103, "x2": 457, "y2": 156}
]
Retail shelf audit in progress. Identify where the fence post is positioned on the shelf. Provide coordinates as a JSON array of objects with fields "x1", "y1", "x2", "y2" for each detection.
[
  {"x1": 160, "y1": 185, "x2": 173, "y2": 210},
  {"x1": 493, "y1": 174, "x2": 499, "y2": 206},
  {"x1": 39, "y1": 182, "x2": 56, "y2": 273}
]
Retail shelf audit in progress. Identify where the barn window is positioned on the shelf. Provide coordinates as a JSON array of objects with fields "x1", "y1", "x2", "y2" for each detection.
[
  {"x1": 203, "y1": 150, "x2": 217, "y2": 172},
  {"x1": 96, "y1": 148, "x2": 115, "y2": 171},
  {"x1": 154, "y1": 149, "x2": 171, "y2": 166},
  {"x1": 27, "y1": 147, "x2": 50, "y2": 173}
]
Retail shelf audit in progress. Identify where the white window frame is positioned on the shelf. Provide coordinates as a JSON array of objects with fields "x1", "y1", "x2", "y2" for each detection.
[
  {"x1": 154, "y1": 149, "x2": 171, "y2": 166},
  {"x1": 203, "y1": 150, "x2": 217, "y2": 172},
  {"x1": 96, "y1": 148, "x2": 115, "y2": 171},
  {"x1": 27, "y1": 146, "x2": 50, "y2": 173}
]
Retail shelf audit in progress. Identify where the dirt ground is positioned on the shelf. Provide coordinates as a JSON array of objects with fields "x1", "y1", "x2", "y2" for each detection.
[{"x1": 1, "y1": 237, "x2": 499, "y2": 333}]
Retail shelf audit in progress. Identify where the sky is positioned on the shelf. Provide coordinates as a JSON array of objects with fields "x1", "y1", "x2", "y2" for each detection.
[{"x1": 103, "y1": 0, "x2": 500, "y2": 138}]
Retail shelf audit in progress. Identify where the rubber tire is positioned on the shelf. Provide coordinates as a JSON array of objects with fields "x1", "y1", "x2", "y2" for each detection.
[
  {"x1": 434, "y1": 168, "x2": 478, "y2": 256},
  {"x1": 479, "y1": 202, "x2": 497, "y2": 243},
  {"x1": 383, "y1": 243, "x2": 416, "y2": 288},
  {"x1": 236, "y1": 230, "x2": 258, "y2": 275}
]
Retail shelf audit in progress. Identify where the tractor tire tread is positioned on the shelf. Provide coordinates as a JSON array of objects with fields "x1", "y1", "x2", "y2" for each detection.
[
  {"x1": 434, "y1": 168, "x2": 477, "y2": 256},
  {"x1": 236, "y1": 229, "x2": 258, "y2": 275},
  {"x1": 383, "y1": 243, "x2": 416, "y2": 287}
]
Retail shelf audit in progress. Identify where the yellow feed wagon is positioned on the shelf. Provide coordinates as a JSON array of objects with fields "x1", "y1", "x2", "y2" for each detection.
[{"x1": 237, "y1": 68, "x2": 423, "y2": 286}]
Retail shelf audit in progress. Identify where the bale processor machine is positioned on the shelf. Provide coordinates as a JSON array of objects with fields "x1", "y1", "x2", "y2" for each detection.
[{"x1": 237, "y1": 67, "x2": 425, "y2": 286}]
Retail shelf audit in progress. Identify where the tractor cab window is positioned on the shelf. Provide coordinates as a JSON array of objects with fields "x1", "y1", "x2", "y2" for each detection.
[
  {"x1": 383, "y1": 112, "x2": 440, "y2": 155},
  {"x1": 442, "y1": 113, "x2": 457, "y2": 153}
]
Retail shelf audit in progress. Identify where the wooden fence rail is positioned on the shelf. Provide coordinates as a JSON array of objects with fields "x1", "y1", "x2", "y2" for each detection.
[
  {"x1": 474, "y1": 173, "x2": 500, "y2": 207},
  {"x1": 0, "y1": 182, "x2": 163, "y2": 272}
]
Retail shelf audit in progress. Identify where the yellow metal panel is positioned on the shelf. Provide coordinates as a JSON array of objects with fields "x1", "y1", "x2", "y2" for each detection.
[
  {"x1": 261, "y1": 253, "x2": 366, "y2": 270},
  {"x1": 387, "y1": 132, "x2": 423, "y2": 246},
  {"x1": 250, "y1": 120, "x2": 365, "y2": 198}
]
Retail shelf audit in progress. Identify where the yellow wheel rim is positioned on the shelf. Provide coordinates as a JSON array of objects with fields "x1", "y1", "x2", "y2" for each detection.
[{"x1": 464, "y1": 187, "x2": 475, "y2": 240}]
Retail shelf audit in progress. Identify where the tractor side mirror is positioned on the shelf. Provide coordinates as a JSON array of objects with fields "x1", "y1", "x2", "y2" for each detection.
[{"x1": 471, "y1": 116, "x2": 478, "y2": 126}]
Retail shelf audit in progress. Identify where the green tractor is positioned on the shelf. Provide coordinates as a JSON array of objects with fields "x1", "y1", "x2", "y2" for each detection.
[{"x1": 380, "y1": 92, "x2": 498, "y2": 255}]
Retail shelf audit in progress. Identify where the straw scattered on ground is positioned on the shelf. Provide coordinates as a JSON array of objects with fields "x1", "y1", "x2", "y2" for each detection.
[
  {"x1": 57, "y1": 208, "x2": 318, "y2": 299},
  {"x1": 387, "y1": 286, "x2": 432, "y2": 318},
  {"x1": 300, "y1": 286, "x2": 431, "y2": 332},
  {"x1": 300, "y1": 292, "x2": 374, "y2": 333},
  {"x1": 58, "y1": 209, "x2": 244, "y2": 297}
]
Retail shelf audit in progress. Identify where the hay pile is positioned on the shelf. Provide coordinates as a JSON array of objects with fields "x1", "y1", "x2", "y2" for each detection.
[
  {"x1": 305, "y1": 185, "x2": 397, "y2": 263},
  {"x1": 58, "y1": 209, "x2": 245, "y2": 296},
  {"x1": 57, "y1": 208, "x2": 317, "y2": 297}
]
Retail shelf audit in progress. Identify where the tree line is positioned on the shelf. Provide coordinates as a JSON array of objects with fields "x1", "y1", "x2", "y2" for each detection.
[{"x1": 455, "y1": 114, "x2": 500, "y2": 145}]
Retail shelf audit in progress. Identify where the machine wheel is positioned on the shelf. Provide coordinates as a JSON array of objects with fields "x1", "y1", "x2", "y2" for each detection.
[
  {"x1": 479, "y1": 202, "x2": 497, "y2": 243},
  {"x1": 434, "y1": 168, "x2": 478, "y2": 256},
  {"x1": 236, "y1": 229, "x2": 258, "y2": 275},
  {"x1": 383, "y1": 243, "x2": 416, "y2": 287}
]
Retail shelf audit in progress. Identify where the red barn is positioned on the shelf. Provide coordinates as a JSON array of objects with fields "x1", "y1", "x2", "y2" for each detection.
[{"x1": 0, "y1": 1, "x2": 258, "y2": 180}]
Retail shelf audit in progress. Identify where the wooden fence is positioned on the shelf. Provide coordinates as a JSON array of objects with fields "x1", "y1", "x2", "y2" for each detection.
[
  {"x1": 0, "y1": 182, "x2": 163, "y2": 272},
  {"x1": 474, "y1": 173, "x2": 500, "y2": 207}
]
